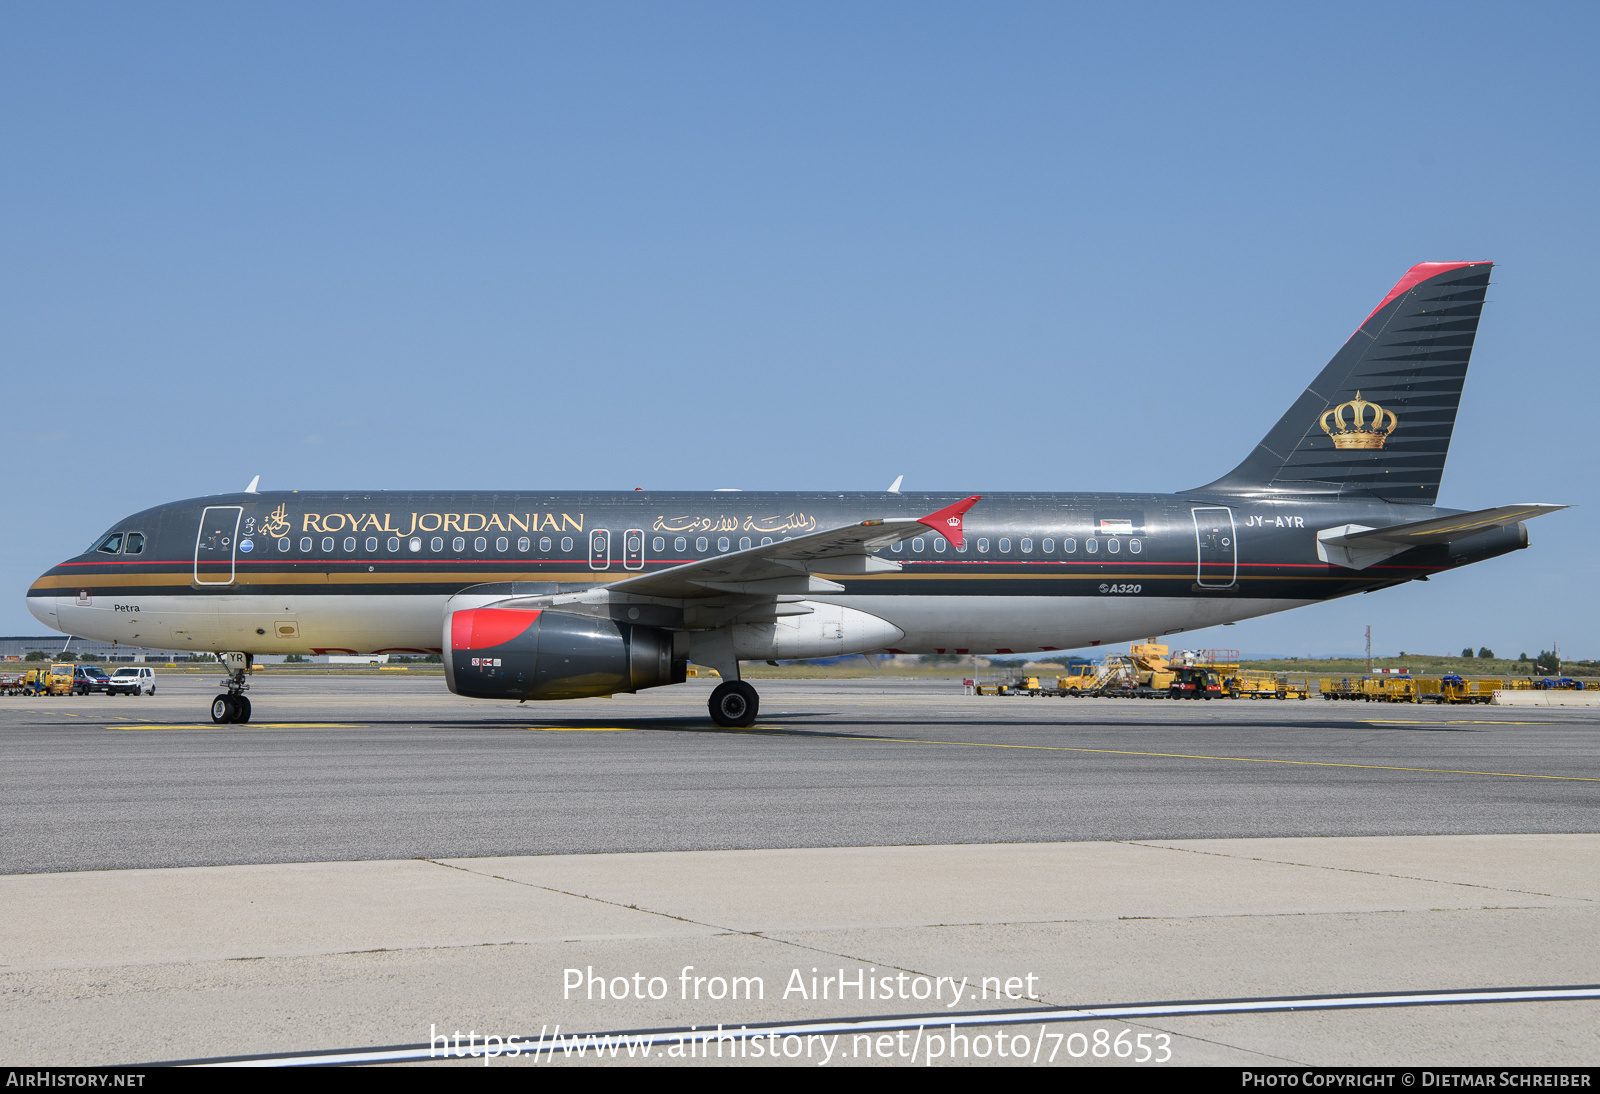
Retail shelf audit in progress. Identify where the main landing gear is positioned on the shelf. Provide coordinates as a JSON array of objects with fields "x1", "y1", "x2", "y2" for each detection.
[
  {"x1": 211, "y1": 652, "x2": 253, "y2": 724},
  {"x1": 708, "y1": 680, "x2": 759, "y2": 728}
]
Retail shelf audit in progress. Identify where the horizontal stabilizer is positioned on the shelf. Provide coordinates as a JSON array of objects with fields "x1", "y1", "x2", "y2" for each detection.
[{"x1": 1316, "y1": 503, "x2": 1566, "y2": 570}]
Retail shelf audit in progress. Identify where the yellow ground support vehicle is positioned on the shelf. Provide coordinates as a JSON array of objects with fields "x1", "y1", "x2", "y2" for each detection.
[
  {"x1": 1359, "y1": 676, "x2": 1423, "y2": 702},
  {"x1": 1319, "y1": 677, "x2": 1362, "y2": 700},
  {"x1": 1226, "y1": 670, "x2": 1278, "y2": 699},
  {"x1": 21, "y1": 664, "x2": 76, "y2": 696},
  {"x1": 1056, "y1": 666, "x2": 1101, "y2": 695},
  {"x1": 1225, "y1": 669, "x2": 1309, "y2": 699},
  {"x1": 1436, "y1": 675, "x2": 1497, "y2": 704}
]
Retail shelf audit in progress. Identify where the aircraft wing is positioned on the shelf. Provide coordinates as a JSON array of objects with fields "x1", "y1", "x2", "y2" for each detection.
[
  {"x1": 1316, "y1": 503, "x2": 1566, "y2": 569},
  {"x1": 600, "y1": 495, "x2": 982, "y2": 600}
]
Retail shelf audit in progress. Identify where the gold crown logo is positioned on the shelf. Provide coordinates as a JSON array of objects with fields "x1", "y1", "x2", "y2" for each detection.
[{"x1": 1319, "y1": 391, "x2": 1397, "y2": 450}]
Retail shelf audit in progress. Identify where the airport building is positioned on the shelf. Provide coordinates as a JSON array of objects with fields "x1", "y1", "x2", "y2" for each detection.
[{"x1": 0, "y1": 636, "x2": 192, "y2": 662}]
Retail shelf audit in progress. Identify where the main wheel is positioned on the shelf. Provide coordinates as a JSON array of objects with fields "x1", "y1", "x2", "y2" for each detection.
[
  {"x1": 708, "y1": 681, "x2": 759, "y2": 727},
  {"x1": 211, "y1": 695, "x2": 233, "y2": 723},
  {"x1": 235, "y1": 695, "x2": 252, "y2": 723}
]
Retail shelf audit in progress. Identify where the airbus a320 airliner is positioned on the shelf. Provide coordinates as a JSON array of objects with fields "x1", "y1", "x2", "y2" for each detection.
[{"x1": 27, "y1": 262, "x2": 1564, "y2": 726}]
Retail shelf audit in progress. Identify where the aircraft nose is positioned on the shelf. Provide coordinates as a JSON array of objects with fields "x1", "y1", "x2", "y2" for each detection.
[{"x1": 26, "y1": 575, "x2": 60, "y2": 629}]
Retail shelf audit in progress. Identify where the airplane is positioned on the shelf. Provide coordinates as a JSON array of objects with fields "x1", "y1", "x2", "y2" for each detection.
[{"x1": 26, "y1": 261, "x2": 1565, "y2": 728}]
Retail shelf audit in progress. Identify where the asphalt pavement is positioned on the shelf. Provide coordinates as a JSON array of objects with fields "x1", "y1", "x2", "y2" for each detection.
[{"x1": 2, "y1": 673, "x2": 1596, "y2": 874}]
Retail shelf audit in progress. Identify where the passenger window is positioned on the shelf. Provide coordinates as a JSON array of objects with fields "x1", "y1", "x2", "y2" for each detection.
[
  {"x1": 344, "y1": 537, "x2": 356, "y2": 552},
  {"x1": 1130, "y1": 538, "x2": 1141, "y2": 554},
  {"x1": 453, "y1": 537, "x2": 466, "y2": 552},
  {"x1": 124, "y1": 533, "x2": 144, "y2": 554},
  {"x1": 1086, "y1": 538, "x2": 1098, "y2": 554},
  {"x1": 474, "y1": 536, "x2": 487, "y2": 552},
  {"x1": 697, "y1": 537, "x2": 709, "y2": 552},
  {"x1": 561, "y1": 537, "x2": 573, "y2": 552},
  {"x1": 388, "y1": 537, "x2": 400, "y2": 552},
  {"x1": 761, "y1": 537, "x2": 772, "y2": 546},
  {"x1": 431, "y1": 537, "x2": 444, "y2": 552},
  {"x1": 322, "y1": 537, "x2": 335, "y2": 553},
  {"x1": 518, "y1": 537, "x2": 530, "y2": 552},
  {"x1": 1064, "y1": 538, "x2": 1076, "y2": 553},
  {"x1": 1042, "y1": 538, "x2": 1054, "y2": 553},
  {"x1": 1107, "y1": 537, "x2": 1120, "y2": 553},
  {"x1": 539, "y1": 537, "x2": 551, "y2": 552},
  {"x1": 366, "y1": 537, "x2": 378, "y2": 552},
  {"x1": 740, "y1": 537, "x2": 751, "y2": 550},
  {"x1": 496, "y1": 537, "x2": 508, "y2": 552},
  {"x1": 277, "y1": 537, "x2": 290, "y2": 552},
  {"x1": 934, "y1": 537, "x2": 947, "y2": 552},
  {"x1": 892, "y1": 542, "x2": 903, "y2": 552},
  {"x1": 998, "y1": 538, "x2": 1011, "y2": 553},
  {"x1": 717, "y1": 537, "x2": 731, "y2": 552},
  {"x1": 1020, "y1": 538, "x2": 1033, "y2": 553},
  {"x1": 410, "y1": 537, "x2": 422, "y2": 552},
  {"x1": 675, "y1": 537, "x2": 687, "y2": 552},
  {"x1": 96, "y1": 533, "x2": 123, "y2": 554},
  {"x1": 653, "y1": 537, "x2": 665, "y2": 552},
  {"x1": 912, "y1": 537, "x2": 925, "y2": 552},
  {"x1": 301, "y1": 537, "x2": 314, "y2": 552},
  {"x1": 977, "y1": 538, "x2": 989, "y2": 553}
]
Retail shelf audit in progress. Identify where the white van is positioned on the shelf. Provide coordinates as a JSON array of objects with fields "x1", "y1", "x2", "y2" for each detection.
[{"x1": 109, "y1": 666, "x2": 156, "y2": 695}]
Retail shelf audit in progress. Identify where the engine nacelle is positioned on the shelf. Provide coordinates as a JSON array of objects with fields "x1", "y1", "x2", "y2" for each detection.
[{"x1": 444, "y1": 608, "x2": 685, "y2": 701}]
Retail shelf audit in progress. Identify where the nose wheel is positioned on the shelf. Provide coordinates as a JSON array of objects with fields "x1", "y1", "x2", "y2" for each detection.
[
  {"x1": 210, "y1": 652, "x2": 254, "y2": 723},
  {"x1": 211, "y1": 693, "x2": 252, "y2": 723},
  {"x1": 708, "y1": 681, "x2": 759, "y2": 727}
]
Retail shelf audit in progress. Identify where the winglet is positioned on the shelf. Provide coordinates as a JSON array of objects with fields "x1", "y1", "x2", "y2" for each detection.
[
  {"x1": 245, "y1": 475, "x2": 260, "y2": 494},
  {"x1": 918, "y1": 495, "x2": 981, "y2": 550}
]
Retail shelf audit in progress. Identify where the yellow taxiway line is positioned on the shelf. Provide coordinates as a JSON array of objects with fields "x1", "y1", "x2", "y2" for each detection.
[
  {"x1": 114, "y1": 723, "x2": 364, "y2": 730},
  {"x1": 788, "y1": 732, "x2": 1600, "y2": 784}
]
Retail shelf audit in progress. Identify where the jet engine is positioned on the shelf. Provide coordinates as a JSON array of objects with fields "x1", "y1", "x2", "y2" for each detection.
[{"x1": 444, "y1": 607, "x2": 685, "y2": 700}]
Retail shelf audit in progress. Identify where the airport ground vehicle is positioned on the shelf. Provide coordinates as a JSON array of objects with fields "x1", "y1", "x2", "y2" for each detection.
[
  {"x1": 1320, "y1": 674, "x2": 1505, "y2": 704},
  {"x1": 0, "y1": 673, "x2": 25, "y2": 696},
  {"x1": 26, "y1": 262, "x2": 1568, "y2": 726},
  {"x1": 69, "y1": 664, "x2": 115, "y2": 695},
  {"x1": 108, "y1": 666, "x2": 156, "y2": 695},
  {"x1": 18, "y1": 665, "x2": 75, "y2": 696}
]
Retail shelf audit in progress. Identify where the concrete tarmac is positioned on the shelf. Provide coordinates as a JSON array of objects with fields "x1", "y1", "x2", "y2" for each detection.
[
  {"x1": 1, "y1": 837, "x2": 1597, "y2": 1066},
  {"x1": 2, "y1": 674, "x2": 1597, "y2": 1067}
]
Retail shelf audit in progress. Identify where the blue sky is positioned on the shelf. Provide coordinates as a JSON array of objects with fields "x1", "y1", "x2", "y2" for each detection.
[{"x1": 2, "y1": 3, "x2": 1595, "y2": 657}]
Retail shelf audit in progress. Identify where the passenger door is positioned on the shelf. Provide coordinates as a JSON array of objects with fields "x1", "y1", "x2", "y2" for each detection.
[
  {"x1": 1191, "y1": 507, "x2": 1237, "y2": 588},
  {"x1": 195, "y1": 506, "x2": 243, "y2": 585}
]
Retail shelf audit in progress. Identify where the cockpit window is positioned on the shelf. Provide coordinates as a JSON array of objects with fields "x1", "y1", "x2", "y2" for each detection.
[
  {"x1": 96, "y1": 533, "x2": 123, "y2": 555},
  {"x1": 124, "y1": 533, "x2": 145, "y2": 555}
]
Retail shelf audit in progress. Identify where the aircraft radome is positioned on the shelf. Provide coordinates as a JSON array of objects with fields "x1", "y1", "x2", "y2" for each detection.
[{"x1": 27, "y1": 262, "x2": 1565, "y2": 727}]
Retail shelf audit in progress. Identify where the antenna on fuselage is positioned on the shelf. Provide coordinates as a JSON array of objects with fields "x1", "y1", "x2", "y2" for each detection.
[
  {"x1": 245, "y1": 475, "x2": 260, "y2": 494},
  {"x1": 887, "y1": 475, "x2": 903, "y2": 494}
]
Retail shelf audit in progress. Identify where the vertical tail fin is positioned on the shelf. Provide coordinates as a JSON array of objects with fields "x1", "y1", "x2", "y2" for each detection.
[{"x1": 1194, "y1": 261, "x2": 1493, "y2": 503}]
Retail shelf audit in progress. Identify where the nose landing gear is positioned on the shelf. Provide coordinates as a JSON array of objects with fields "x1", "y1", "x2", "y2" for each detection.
[
  {"x1": 708, "y1": 680, "x2": 759, "y2": 728},
  {"x1": 210, "y1": 652, "x2": 253, "y2": 724}
]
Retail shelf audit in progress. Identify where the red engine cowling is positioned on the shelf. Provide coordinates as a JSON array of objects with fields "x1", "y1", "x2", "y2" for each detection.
[{"x1": 444, "y1": 608, "x2": 684, "y2": 700}]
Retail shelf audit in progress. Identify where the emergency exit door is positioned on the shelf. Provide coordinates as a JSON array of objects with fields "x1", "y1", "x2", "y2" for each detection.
[
  {"x1": 195, "y1": 506, "x2": 243, "y2": 586},
  {"x1": 589, "y1": 528, "x2": 611, "y2": 570},
  {"x1": 1191, "y1": 507, "x2": 1237, "y2": 588}
]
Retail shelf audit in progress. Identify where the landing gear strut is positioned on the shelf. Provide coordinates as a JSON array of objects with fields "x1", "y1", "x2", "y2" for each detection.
[
  {"x1": 708, "y1": 680, "x2": 759, "y2": 728},
  {"x1": 211, "y1": 652, "x2": 253, "y2": 724}
]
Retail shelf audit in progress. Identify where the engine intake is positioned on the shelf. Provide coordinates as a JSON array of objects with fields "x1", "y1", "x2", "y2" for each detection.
[{"x1": 444, "y1": 608, "x2": 685, "y2": 700}]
